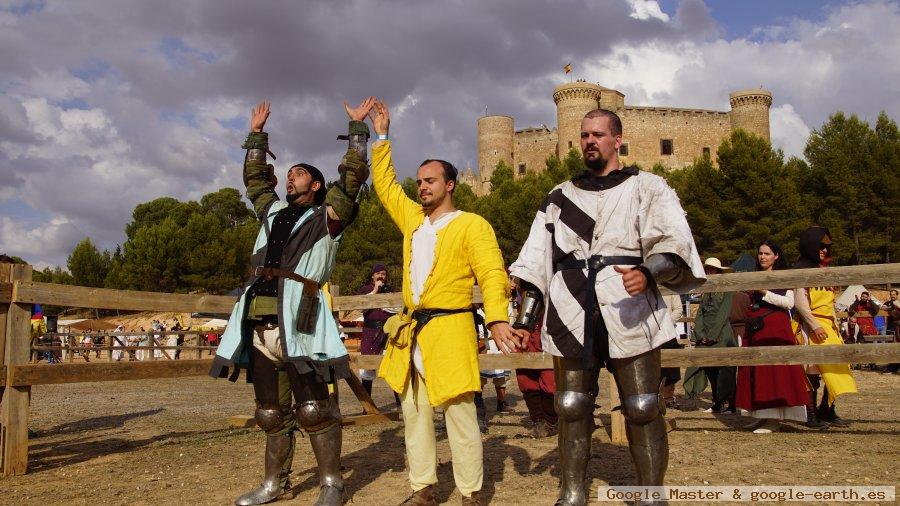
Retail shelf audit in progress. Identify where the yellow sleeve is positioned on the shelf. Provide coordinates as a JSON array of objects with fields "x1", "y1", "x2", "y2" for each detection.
[
  {"x1": 371, "y1": 141, "x2": 419, "y2": 232},
  {"x1": 466, "y1": 215, "x2": 510, "y2": 325}
]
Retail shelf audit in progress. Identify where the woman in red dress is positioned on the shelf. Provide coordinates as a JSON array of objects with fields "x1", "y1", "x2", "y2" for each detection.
[{"x1": 735, "y1": 240, "x2": 809, "y2": 434}]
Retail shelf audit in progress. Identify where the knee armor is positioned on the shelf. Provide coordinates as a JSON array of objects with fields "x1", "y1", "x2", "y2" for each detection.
[
  {"x1": 554, "y1": 391, "x2": 594, "y2": 422},
  {"x1": 622, "y1": 393, "x2": 663, "y2": 425},
  {"x1": 296, "y1": 397, "x2": 341, "y2": 433},
  {"x1": 255, "y1": 405, "x2": 292, "y2": 434}
]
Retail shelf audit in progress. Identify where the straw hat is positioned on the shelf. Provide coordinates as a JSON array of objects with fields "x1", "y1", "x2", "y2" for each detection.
[{"x1": 703, "y1": 257, "x2": 733, "y2": 273}]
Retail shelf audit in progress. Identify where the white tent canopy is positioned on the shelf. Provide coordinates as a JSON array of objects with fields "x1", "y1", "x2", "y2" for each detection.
[{"x1": 835, "y1": 285, "x2": 882, "y2": 311}]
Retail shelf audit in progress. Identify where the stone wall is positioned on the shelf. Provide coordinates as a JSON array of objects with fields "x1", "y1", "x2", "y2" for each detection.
[
  {"x1": 513, "y1": 127, "x2": 557, "y2": 177},
  {"x1": 554, "y1": 82, "x2": 603, "y2": 158},
  {"x1": 476, "y1": 115, "x2": 514, "y2": 185},
  {"x1": 619, "y1": 107, "x2": 732, "y2": 169}
]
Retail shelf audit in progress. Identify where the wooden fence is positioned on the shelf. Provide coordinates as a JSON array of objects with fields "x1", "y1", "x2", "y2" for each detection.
[{"x1": 2, "y1": 262, "x2": 900, "y2": 475}]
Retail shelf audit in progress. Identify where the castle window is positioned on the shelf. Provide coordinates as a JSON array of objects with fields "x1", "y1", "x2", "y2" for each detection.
[
  {"x1": 518, "y1": 163, "x2": 526, "y2": 175},
  {"x1": 568, "y1": 141, "x2": 573, "y2": 149},
  {"x1": 702, "y1": 147, "x2": 710, "y2": 158},
  {"x1": 619, "y1": 143, "x2": 629, "y2": 156},
  {"x1": 660, "y1": 139, "x2": 673, "y2": 156}
]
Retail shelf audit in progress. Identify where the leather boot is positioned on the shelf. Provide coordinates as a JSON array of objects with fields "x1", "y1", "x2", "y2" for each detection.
[
  {"x1": 400, "y1": 484, "x2": 437, "y2": 506},
  {"x1": 461, "y1": 491, "x2": 482, "y2": 505},
  {"x1": 308, "y1": 423, "x2": 345, "y2": 506},
  {"x1": 821, "y1": 404, "x2": 851, "y2": 427},
  {"x1": 235, "y1": 433, "x2": 295, "y2": 505},
  {"x1": 556, "y1": 415, "x2": 592, "y2": 505},
  {"x1": 805, "y1": 391, "x2": 828, "y2": 430}
]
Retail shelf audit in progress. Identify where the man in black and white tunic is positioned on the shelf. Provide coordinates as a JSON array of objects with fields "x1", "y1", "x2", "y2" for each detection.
[{"x1": 509, "y1": 109, "x2": 705, "y2": 505}]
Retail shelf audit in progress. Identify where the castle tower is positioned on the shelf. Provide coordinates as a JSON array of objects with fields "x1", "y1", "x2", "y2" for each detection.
[
  {"x1": 477, "y1": 115, "x2": 514, "y2": 191},
  {"x1": 729, "y1": 88, "x2": 773, "y2": 141},
  {"x1": 553, "y1": 81, "x2": 602, "y2": 158}
]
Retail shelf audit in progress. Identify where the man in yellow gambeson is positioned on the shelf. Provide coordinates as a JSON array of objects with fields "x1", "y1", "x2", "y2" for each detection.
[{"x1": 368, "y1": 100, "x2": 527, "y2": 506}]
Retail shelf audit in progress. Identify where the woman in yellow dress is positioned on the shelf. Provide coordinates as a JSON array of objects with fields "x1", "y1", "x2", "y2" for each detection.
[{"x1": 793, "y1": 226, "x2": 857, "y2": 428}]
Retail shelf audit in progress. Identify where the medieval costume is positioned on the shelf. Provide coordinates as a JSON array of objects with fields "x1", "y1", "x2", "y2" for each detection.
[
  {"x1": 211, "y1": 119, "x2": 369, "y2": 505},
  {"x1": 734, "y1": 289, "x2": 809, "y2": 431},
  {"x1": 372, "y1": 140, "x2": 509, "y2": 504},
  {"x1": 356, "y1": 264, "x2": 397, "y2": 393},
  {"x1": 509, "y1": 167, "x2": 705, "y2": 505},
  {"x1": 515, "y1": 313, "x2": 558, "y2": 437},
  {"x1": 683, "y1": 290, "x2": 737, "y2": 413},
  {"x1": 792, "y1": 226, "x2": 857, "y2": 428}
]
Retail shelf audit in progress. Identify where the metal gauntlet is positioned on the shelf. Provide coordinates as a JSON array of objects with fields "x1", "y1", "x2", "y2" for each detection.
[
  {"x1": 639, "y1": 253, "x2": 685, "y2": 287},
  {"x1": 513, "y1": 279, "x2": 544, "y2": 330},
  {"x1": 336, "y1": 120, "x2": 370, "y2": 164},
  {"x1": 242, "y1": 131, "x2": 276, "y2": 163}
]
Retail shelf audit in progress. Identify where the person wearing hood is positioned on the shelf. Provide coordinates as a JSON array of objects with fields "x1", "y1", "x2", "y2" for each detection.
[{"x1": 792, "y1": 226, "x2": 857, "y2": 428}]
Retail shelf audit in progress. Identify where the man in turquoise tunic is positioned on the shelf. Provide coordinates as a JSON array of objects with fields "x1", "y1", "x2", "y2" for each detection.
[{"x1": 211, "y1": 98, "x2": 373, "y2": 505}]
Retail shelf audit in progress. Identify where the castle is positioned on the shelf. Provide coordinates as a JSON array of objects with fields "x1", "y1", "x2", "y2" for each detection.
[{"x1": 461, "y1": 80, "x2": 772, "y2": 195}]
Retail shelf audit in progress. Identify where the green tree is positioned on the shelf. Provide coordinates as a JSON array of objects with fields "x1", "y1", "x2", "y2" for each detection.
[
  {"x1": 331, "y1": 190, "x2": 404, "y2": 294},
  {"x1": 802, "y1": 112, "x2": 898, "y2": 264},
  {"x1": 670, "y1": 130, "x2": 810, "y2": 262},
  {"x1": 66, "y1": 238, "x2": 111, "y2": 287}
]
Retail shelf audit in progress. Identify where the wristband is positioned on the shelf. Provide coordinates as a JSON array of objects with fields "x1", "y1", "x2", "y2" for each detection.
[{"x1": 376, "y1": 133, "x2": 389, "y2": 141}]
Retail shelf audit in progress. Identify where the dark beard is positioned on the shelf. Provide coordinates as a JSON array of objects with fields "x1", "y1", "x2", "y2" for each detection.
[{"x1": 583, "y1": 155, "x2": 607, "y2": 171}]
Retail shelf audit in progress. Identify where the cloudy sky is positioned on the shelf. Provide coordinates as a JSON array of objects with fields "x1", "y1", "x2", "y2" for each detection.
[{"x1": 1, "y1": 0, "x2": 898, "y2": 269}]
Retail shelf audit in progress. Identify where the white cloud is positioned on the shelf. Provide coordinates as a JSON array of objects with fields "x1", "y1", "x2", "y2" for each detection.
[
  {"x1": 580, "y1": 1, "x2": 900, "y2": 156},
  {"x1": 0, "y1": 215, "x2": 83, "y2": 263},
  {"x1": 626, "y1": 0, "x2": 670, "y2": 22},
  {"x1": 770, "y1": 104, "x2": 810, "y2": 159}
]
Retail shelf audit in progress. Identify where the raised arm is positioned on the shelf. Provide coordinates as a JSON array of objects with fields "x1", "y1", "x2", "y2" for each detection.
[
  {"x1": 368, "y1": 100, "x2": 420, "y2": 231},
  {"x1": 242, "y1": 101, "x2": 279, "y2": 220},
  {"x1": 323, "y1": 97, "x2": 375, "y2": 233}
]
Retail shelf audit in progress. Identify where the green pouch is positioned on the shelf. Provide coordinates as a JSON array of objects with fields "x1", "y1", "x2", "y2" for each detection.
[{"x1": 247, "y1": 296, "x2": 279, "y2": 319}]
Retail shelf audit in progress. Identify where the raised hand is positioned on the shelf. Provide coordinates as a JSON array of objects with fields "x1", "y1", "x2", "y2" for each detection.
[
  {"x1": 368, "y1": 99, "x2": 390, "y2": 136},
  {"x1": 344, "y1": 96, "x2": 376, "y2": 122},
  {"x1": 250, "y1": 101, "x2": 270, "y2": 133}
]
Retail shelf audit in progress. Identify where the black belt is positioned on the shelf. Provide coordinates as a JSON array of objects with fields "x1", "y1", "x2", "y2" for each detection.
[
  {"x1": 409, "y1": 307, "x2": 474, "y2": 340},
  {"x1": 555, "y1": 255, "x2": 642, "y2": 272},
  {"x1": 556, "y1": 254, "x2": 642, "y2": 368}
]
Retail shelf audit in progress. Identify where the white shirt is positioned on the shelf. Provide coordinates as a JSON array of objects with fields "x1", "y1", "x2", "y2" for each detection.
[
  {"x1": 409, "y1": 210, "x2": 462, "y2": 375},
  {"x1": 410, "y1": 210, "x2": 462, "y2": 305}
]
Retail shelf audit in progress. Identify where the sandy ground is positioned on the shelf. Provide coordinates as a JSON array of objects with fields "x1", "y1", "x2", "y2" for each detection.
[{"x1": 1, "y1": 370, "x2": 897, "y2": 505}]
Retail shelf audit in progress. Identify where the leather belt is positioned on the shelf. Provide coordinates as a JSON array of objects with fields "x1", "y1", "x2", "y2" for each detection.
[
  {"x1": 556, "y1": 254, "x2": 643, "y2": 368},
  {"x1": 555, "y1": 255, "x2": 642, "y2": 272},
  {"x1": 253, "y1": 266, "x2": 320, "y2": 296},
  {"x1": 409, "y1": 307, "x2": 474, "y2": 340}
]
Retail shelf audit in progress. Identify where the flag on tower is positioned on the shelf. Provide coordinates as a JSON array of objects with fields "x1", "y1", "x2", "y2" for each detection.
[{"x1": 564, "y1": 63, "x2": 572, "y2": 74}]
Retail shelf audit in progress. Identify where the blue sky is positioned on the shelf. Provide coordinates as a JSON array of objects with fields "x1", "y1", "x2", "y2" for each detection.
[{"x1": 0, "y1": 0, "x2": 897, "y2": 269}]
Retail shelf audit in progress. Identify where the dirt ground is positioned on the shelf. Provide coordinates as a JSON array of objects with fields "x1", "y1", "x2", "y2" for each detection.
[{"x1": 1, "y1": 369, "x2": 897, "y2": 505}]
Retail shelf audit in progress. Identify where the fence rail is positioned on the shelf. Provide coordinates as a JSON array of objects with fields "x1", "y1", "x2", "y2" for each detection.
[{"x1": 2, "y1": 262, "x2": 900, "y2": 476}]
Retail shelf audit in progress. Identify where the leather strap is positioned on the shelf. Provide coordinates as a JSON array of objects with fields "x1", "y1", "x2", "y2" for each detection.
[
  {"x1": 253, "y1": 266, "x2": 320, "y2": 296},
  {"x1": 555, "y1": 254, "x2": 642, "y2": 369},
  {"x1": 409, "y1": 307, "x2": 474, "y2": 340},
  {"x1": 555, "y1": 254, "x2": 643, "y2": 272}
]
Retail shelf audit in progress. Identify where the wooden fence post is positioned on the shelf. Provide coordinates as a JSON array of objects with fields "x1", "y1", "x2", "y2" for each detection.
[
  {"x1": 1, "y1": 263, "x2": 33, "y2": 475},
  {"x1": 605, "y1": 370, "x2": 628, "y2": 445}
]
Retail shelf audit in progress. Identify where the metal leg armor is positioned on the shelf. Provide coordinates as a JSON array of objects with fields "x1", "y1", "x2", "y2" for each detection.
[
  {"x1": 297, "y1": 396, "x2": 345, "y2": 506},
  {"x1": 553, "y1": 356, "x2": 600, "y2": 506},
  {"x1": 235, "y1": 406, "x2": 296, "y2": 505},
  {"x1": 610, "y1": 348, "x2": 668, "y2": 505}
]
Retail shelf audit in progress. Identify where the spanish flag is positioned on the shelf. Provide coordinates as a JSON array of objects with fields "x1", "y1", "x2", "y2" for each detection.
[{"x1": 564, "y1": 63, "x2": 572, "y2": 74}]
